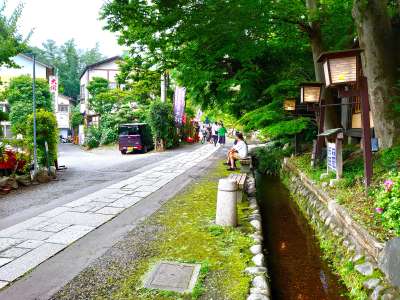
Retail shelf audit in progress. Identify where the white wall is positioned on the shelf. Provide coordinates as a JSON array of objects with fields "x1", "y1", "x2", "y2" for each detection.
[
  {"x1": 0, "y1": 55, "x2": 48, "y2": 90},
  {"x1": 79, "y1": 58, "x2": 120, "y2": 115}
]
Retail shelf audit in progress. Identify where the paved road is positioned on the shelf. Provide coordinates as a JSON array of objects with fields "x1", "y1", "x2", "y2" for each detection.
[{"x1": 0, "y1": 143, "x2": 203, "y2": 229}]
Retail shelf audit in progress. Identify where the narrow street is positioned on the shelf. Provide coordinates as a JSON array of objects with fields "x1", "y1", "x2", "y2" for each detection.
[{"x1": 0, "y1": 143, "x2": 203, "y2": 228}]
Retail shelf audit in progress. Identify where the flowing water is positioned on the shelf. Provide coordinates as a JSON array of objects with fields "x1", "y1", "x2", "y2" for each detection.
[{"x1": 256, "y1": 174, "x2": 348, "y2": 300}]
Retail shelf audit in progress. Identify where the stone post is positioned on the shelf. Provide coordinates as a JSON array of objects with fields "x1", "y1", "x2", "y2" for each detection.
[{"x1": 216, "y1": 179, "x2": 238, "y2": 226}]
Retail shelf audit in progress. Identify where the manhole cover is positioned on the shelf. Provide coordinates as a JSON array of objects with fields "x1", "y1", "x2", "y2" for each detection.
[{"x1": 144, "y1": 261, "x2": 201, "y2": 293}]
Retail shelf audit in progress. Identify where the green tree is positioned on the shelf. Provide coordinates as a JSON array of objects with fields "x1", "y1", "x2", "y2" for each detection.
[
  {"x1": 29, "y1": 39, "x2": 105, "y2": 100},
  {"x1": 147, "y1": 101, "x2": 176, "y2": 151},
  {"x1": 0, "y1": 2, "x2": 28, "y2": 68},
  {"x1": 70, "y1": 105, "x2": 83, "y2": 129},
  {"x1": 5, "y1": 75, "x2": 53, "y2": 134},
  {"x1": 25, "y1": 109, "x2": 58, "y2": 166}
]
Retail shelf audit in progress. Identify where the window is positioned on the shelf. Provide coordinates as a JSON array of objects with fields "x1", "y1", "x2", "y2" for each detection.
[
  {"x1": 109, "y1": 82, "x2": 117, "y2": 89},
  {"x1": 58, "y1": 105, "x2": 69, "y2": 112},
  {"x1": 80, "y1": 85, "x2": 85, "y2": 99},
  {"x1": 0, "y1": 103, "x2": 8, "y2": 113},
  {"x1": 89, "y1": 116, "x2": 99, "y2": 128},
  {"x1": 119, "y1": 125, "x2": 140, "y2": 135}
]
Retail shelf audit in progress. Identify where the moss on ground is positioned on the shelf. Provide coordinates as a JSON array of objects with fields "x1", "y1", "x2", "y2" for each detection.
[{"x1": 111, "y1": 161, "x2": 253, "y2": 300}]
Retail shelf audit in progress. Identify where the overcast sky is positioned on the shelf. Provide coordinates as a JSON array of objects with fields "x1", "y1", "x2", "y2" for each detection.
[{"x1": 6, "y1": 0, "x2": 124, "y2": 57}]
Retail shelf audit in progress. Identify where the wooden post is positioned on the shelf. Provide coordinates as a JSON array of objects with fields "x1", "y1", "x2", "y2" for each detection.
[
  {"x1": 360, "y1": 77, "x2": 373, "y2": 187},
  {"x1": 336, "y1": 132, "x2": 343, "y2": 179},
  {"x1": 313, "y1": 101, "x2": 325, "y2": 167}
]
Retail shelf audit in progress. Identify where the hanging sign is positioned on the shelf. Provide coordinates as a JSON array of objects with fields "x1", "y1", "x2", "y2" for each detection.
[
  {"x1": 173, "y1": 86, "x2": 186, "y2": 124},
  {"x1": 327, "y1": 142, "x2": 337, "y2": 173},
  {"x1": 49, "y1": 76, "x2": 58, "y2": 94}
]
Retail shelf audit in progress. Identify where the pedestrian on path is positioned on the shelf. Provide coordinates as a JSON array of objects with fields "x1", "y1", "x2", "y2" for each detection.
[
  {"x1": 218, "y1": 122, "x2": 227, "y2": 145},
  {"x1": 211, "y1": 122, "x2": 220, "y2": 146},
  {"x1": 224, "y1": 132, "x2": 248, "y2": 171}
]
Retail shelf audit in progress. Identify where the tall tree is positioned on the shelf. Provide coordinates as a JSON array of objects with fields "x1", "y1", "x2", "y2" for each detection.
[
  {"x1": 353, "y1": 0, "x2": 400, "y2": 148},
  {"x1": 0, "y1": 1, "x2": 29, "y2": 67}
]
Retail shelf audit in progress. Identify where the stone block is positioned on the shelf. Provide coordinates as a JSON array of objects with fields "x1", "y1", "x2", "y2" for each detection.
[
  {"x1": 378, "y1": 237, "x2": 400, "y2": 288},
  {"x1": 355, "y1": 262, "x2": 374, "y2": 276},
  {"x1": 245, "y1": 267, "x2": 267, "y2": 275},
  {"x1": 96, "y1": 206, "x2": 126, "y2": 215},
  {"x1": 252, "y1": 253, "x2": 265, "y2": 267},
  {"x1": 250, "y1": 244, "x2": 262, "y2": 255},
  {"x1": 17, "y1": 240, "x2": 44, "y2": 249},
  {"x1": 49, "y1": 211, "x2": 114, "y2": 227},
  {"x1": 363, "y1": 278, "x2": 380, "y2": 290},
  {"x1": 0, "y1": 247, "x2": 30, "y2": 258},
  {"x1": 0, "y1": 238, "x2": 23, "y2": 252},
  {"x1": 108, "y1": 196, "x2": 142, "y2": 208},
  {"x1": 14, "y1": 230, "x2": 54, "y2": 241},
  {"x1": 0, "y1": 258, "x2": 12, "y2": 268},
  {"x1": 46, "y1": 225, "x2": 93, "y2": 245},
  {"x1": 0, "y1": 243, "x2": 65, "y2": 282}
]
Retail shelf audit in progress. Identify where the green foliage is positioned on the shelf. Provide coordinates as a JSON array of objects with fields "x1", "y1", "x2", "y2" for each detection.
[
  {"x1": 25, "y1": 109, "x2": 58, "y2": 166},
  {"x1": 374, "y1": 174, "x2": 400, "y2": 235},
  {"x1": 70, "y1": 105, "x2": 83, "y2": 129},
  {"x1": 146, "y1": 101, "x2": 177, "y2": 150},
  {"x1": 253, "y1": 141, "x2": 293, "y2": 175},
  {"x1": 100, "y1": 127, "x2": 118, "y2": 145},
  {"x1": 0, "y1": 2, "x2": 28, "y2": 68},
  {"x1": 378, "y1": 145, "x2": 400, "y2": 170},
  {"x1": 5, "y1": 75, "x2": 53, "y2": 134},
  {"x1": 86, "y1": 126, "x2": 101, "y2": 149},
  {"x1": 260, "y1": 117, "x2": 313, "y2": 140}
]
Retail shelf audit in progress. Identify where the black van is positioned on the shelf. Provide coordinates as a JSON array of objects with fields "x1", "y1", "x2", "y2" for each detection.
[{"x1": 118, "y1": 123, "x2": 154, "y2": 154}]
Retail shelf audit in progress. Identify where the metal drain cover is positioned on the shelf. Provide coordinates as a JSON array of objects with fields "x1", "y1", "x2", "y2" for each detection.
[{"x1": 144, "y1": 261, "x2": 201, "y2": 293}]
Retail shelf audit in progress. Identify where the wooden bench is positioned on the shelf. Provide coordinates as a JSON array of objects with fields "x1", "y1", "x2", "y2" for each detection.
[
  {"x1": 228, "y1": 173, "x2": 247, "y2": 202},
  {"x1": 239, "y1": 156, "x2": 252, "y2": 173}
]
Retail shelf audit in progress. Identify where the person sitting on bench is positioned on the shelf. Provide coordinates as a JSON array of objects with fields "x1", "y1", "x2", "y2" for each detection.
[{"x1": 225, "y1": 132, "x2": 248, "y2": 171}]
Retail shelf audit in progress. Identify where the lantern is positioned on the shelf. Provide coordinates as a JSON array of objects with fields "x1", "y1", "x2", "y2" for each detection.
[
  {"x1": 300, "y1": 83, "x2": 323, "y2": 103},
  {"x1": 284, "y1": 99, "x2": 296, "y2": 111},
  {"x1": 317, "y1": 49, "x2": 363, "y2": 87}
]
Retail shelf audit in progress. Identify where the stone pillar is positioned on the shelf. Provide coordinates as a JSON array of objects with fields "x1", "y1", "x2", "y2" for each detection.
[{"x1": 216, "y1": 179, "x2": 238, "y2": 226}]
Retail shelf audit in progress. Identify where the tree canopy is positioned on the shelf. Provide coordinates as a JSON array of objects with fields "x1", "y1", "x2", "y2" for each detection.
[
  {"x1": 30, "y1": 40, "x2": 104, "y2": 100},
  {"x1": 0, "y1": 2, "x2": 28, "y2": 68}
]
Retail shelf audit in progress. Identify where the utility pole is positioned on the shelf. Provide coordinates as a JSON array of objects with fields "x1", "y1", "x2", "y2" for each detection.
[{"x1": 32, "y1": 54, "x2": 38, "y2": 176}]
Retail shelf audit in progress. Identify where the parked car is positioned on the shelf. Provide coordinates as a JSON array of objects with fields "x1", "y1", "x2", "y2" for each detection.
[{"x1": 118, "y1": 123, "x2": 154, "y2": 154}]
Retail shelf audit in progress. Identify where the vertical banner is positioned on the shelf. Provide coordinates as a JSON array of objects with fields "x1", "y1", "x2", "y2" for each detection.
[
  {"x1": 49, "y1": 76, "x2": 58, "y2": 94},
  {"x1": 195, "y1": 109, "x2": 203, "y2": 121},
  {"x1": 173, "y1": 86, "x2": 186, "y2": 124}
]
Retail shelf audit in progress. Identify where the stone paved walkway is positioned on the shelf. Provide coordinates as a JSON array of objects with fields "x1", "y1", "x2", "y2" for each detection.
[{"x1": 0, "y1": 144, "x2": 219, "y2": 289}]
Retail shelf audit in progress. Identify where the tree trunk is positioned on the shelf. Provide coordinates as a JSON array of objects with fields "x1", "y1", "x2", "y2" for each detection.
[
  {"x1": 306, "y1": 0, "x2": 340, "y2": 130},
  {"x1": 353, "y1": 0, "x2": 400, "y2": 148}
]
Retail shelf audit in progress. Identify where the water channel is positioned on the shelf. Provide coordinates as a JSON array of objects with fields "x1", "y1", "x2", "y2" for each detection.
[{"x1": 256, "y1": 174, "x2": 348, "y2": 299}]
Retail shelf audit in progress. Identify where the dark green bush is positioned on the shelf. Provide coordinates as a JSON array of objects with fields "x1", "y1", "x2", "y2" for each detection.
[
  {"x1": 86, "y1": 126, "x2": 102, "y2": 149},
  {"x1": 100, "y1": 127, "x2": 118, "y2": 145},
  {"x1": 252, "y1": 141, "x2": 293, "y2": 175}
]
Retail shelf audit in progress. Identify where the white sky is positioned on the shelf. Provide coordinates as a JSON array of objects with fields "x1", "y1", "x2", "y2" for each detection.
[{"x1": 5, "y1": 0, "x2": 124, "y2": 57}]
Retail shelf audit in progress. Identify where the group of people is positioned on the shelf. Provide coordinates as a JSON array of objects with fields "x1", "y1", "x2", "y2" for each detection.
[
  {"x1": 200, "y1": 122, "x2": 227, "y2": 146},
  {"x1": 199, "y1": 121, "x2": 248, "y2": 171}
]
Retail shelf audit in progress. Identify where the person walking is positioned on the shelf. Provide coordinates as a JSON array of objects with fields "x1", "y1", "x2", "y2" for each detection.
[
  {"x1": 211, "y1": 122, "x2": 220, "y2": 146},
  {"x1": 218, "y1": 122, "x2": 227, "y2": 145}
]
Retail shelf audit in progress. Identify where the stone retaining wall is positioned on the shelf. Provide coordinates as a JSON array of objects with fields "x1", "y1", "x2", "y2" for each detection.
[{"x1": 282, "y1": 158, "x2": 400, "y2": 299}]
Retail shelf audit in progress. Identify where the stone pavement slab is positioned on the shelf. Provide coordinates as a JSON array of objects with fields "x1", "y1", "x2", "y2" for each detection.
[
  {"x1": 0, "y1": 243, "x2": 66, "y2": 282},
  {"x1": 0, "y1": 144, "x2": 219, "y2": 289}
]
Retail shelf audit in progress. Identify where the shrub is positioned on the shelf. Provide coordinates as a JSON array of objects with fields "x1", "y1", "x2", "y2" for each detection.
[
  {"x1": 26, "y1": 109, "x2": 58, "y2": 166},
  {"x1": 100, "y1": 127, "x2": 118, "y2": 145},
  {"x1": 374, "y1": 173, "x2": 400, "y2": 235},
  {"x1": 252, "y1": 141, "x2": 293, "y2": 175},
  {"x1": 86, "y1": 126, "x2": 102, "y2": 149}
]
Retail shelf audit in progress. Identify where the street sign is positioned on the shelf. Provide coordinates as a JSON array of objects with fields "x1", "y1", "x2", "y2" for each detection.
[
  {"x1": 327, "y1": 142, "x2": 337, "y2": 173},
  {"x1": 49, "y1": 76, "x2": 58, "y2": 94}
]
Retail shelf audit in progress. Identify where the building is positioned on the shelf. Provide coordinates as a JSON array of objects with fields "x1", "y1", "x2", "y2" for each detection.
[
  {"x1": 55, "y1": 94, "x2": 72, "y2": 139},
  {"x1": 0, "y1": 54, "x2": 54, "y2": 137},
  {"x1": 78, "y1": 56, "x2": 121, "y2": 144}
]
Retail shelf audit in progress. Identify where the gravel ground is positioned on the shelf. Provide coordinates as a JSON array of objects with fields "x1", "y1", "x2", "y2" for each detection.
[{"x1": 51, "y1": 220, "x2": 163, "y2": 300}]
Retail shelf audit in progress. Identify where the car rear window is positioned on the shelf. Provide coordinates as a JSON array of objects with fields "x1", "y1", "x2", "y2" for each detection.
[{"x1": 119, "y1": 125, "x2": 140, "y2": 135}]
